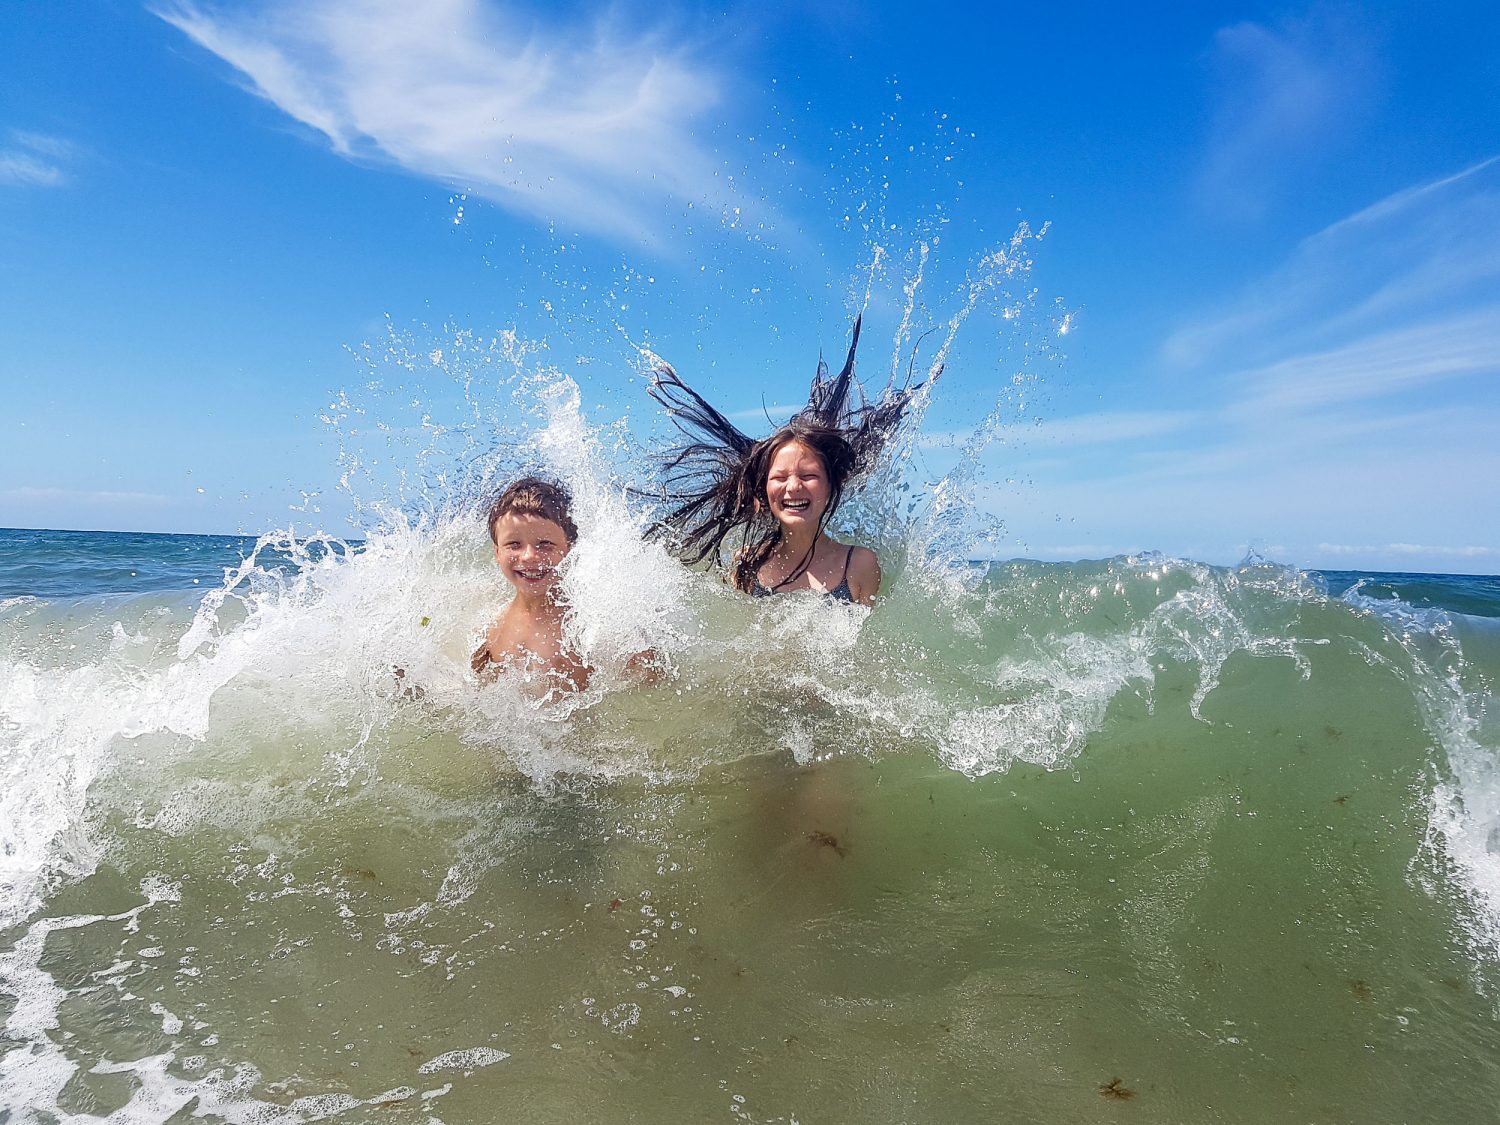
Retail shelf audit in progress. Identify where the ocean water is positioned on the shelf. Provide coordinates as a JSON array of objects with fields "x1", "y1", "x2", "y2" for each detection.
[{"x1": 4, "y1": 427, "x2": 1500, "y2": 1125}]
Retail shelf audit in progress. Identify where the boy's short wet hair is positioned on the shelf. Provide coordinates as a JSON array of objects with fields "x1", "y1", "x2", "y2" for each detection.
[{"x1": 487, "y1": 477, "x2": 577, "y2": 545}]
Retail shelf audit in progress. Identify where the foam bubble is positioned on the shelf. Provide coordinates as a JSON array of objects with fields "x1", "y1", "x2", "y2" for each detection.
[{"x1": 416, "y1": 1047, "x2": 510, "y2": 1073}]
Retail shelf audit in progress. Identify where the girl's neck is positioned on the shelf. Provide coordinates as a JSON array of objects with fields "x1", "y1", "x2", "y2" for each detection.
[{"x1": 774, "y1": 525, "x2": 827, "y2": 561}]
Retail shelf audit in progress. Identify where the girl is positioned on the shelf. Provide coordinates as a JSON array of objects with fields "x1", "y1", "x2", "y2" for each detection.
[{"x1": 646, "y1": 319, "x2": 926, "y2": 606}]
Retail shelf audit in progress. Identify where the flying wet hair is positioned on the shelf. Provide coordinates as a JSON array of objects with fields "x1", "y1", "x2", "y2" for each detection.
[
  {"x1": 646, "y1": 317, "x2": 929, "y2": 592},
  {"x1": 487, "y1": 477, "x2": 577, "y2": 545}
]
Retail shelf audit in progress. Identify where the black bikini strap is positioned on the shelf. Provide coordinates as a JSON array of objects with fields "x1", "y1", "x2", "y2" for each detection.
[
  {"x1": 842, "y1": 545, "x2": 855, "y2": 582},
  {"x1": 771, "y1": 538, "x2": 817, "y2": 591}
]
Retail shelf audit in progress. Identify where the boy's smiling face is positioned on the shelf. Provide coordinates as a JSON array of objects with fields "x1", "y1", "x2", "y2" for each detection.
[{"x1": 492, "y1": 512, "x2": 572, "y2": 596}]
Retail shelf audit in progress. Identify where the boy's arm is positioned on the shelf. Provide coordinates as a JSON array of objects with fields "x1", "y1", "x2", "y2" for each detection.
[
  {"x1": 392, "y1": 665, "x2": 426, "y2": 700},
  {"x1": 472, "y1": 623, "x2": 506, "y2": 678},
  {"x1": 472, "y1": 611, "x2": 511, "y2": 678},
  {"x1": 470, "y1": 641, "x2": 493, "y2": 674}
]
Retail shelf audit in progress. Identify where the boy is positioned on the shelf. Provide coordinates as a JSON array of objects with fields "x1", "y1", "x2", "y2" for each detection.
[{"x1": 471, "y1": 477, "x2": 592, "y2": 696}]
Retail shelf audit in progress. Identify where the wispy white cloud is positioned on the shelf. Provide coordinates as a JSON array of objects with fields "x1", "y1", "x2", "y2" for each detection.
[
  {"x1": 1327, "y1": 155, "x2": 1500, "y2": 236},
  {"x1": 1154, "y1": 156, "x2": 1500, "y2": 465},
  {"x1": 998, "y1": 370, "x2": 1500, "y2": 572},
  {"x1": 1, "y1": 487, "x2": 172, "y2": 506},
  {"x1": 995, "y1": 422, "x2": 1500, "y2": 572},
  {"x1": 1166, "y1": 155, "x2": 1500, "y2": 371},
  {"x1": 154, "y1": 0, "x2": 757, "y2": 247},
  {"x1": 8, "y1": 131, "x2": 79, "y2": 160},
  {"x1": 1054, "y1": 392, "x2": 1500, "y2": 503},
  {"x1": 918, "y1": 410, "x2": 1198, "y2": 454},
  {"x1": 1016, "y1": 410, "x2": 1197, "y2": 449},
  {"x1": 1195, "y1": 11, "x2": 1375, "y2": 220},
  {"x1": 725, "y1": 403, "x2": 805, "y2": 426},
  {"x1": 1227, "y1": 309, "x2": 1500, "y2": 416},
  {"x1": 1316, "y1": 542, "x2": 1500, "y2": 560},
  {"x1": 0, "y1": 153, "x2": 65, "y2": 187},
  {"x1": 0, "y1": 130, "x2": 78, "y2": 188}
]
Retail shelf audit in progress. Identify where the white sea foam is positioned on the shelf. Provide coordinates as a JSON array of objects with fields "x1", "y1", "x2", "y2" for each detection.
[
  {"x1": 1339, "y1": 584, "x2": 1500, "y2": 961},
  {"x1": 0, "y1": 897, "x2": 481, "y2": 1122},
  {"x1": 416, "y1": 1046, "x2": 510, "y2": 1073}
]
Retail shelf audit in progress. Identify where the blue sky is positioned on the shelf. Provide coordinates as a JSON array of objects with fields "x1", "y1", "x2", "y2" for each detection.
[{"x1": 2, "y1": 0, "x2": 1497, "y2": 574}]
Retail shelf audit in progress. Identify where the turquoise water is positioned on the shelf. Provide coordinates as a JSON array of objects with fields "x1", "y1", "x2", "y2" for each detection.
[
  {"x1": 3, "y1": 510, "x2": 1499, "y2": 1122},
  {"x1": 0, "y1": 529, "x2": 329, "y2": 600}
]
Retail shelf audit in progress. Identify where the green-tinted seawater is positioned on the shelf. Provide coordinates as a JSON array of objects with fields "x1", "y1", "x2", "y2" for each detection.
[
  {"x1": 26, "y1": 726, "x2": 1500, "y2": 1121},
  {"x1": 4, "y1": 529, "x2": 1500, "y2": 1123}
]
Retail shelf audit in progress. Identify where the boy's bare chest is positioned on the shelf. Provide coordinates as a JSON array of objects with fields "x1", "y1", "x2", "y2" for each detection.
[{"x1": 487, "y1": 614, "x2": 567, "y2": 668}]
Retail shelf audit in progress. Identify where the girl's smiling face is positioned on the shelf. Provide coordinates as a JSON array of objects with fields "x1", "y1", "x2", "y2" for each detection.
[
  {"x1": 765, "y1": 440, "x2": 831, "y2": 530},
  {"x1": 492, "y1": 512, "x2": 571, "y2": 595}
]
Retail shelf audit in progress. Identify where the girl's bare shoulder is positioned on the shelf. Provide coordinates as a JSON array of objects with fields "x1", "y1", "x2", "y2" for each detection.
[{"x1": 841, "y1": 543, "x2": 881, "y2": 605}]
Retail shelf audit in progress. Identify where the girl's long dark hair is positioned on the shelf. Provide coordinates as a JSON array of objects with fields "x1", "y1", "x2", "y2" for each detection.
[{"x1": 646, "y1": 318, "x2": 930, "y2": 592}]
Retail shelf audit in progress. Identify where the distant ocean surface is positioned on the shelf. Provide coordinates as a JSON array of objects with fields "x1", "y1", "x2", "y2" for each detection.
[
  {"x1": 3, "y1": 522, "x2": 1500, "y2": 1122},
  {"x1": 0, "y1": 527, "x2": 318, "y2": 600},
  {"x1": 6, "y1": 525, "x2": 1498, "y2": 617}
]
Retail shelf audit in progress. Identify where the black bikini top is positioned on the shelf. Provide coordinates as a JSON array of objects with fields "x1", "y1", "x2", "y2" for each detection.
[{"x1": 751, "y1": 545, "x2": 856, "y2": 603}]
